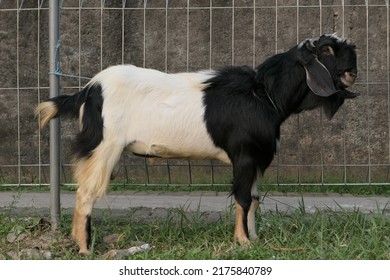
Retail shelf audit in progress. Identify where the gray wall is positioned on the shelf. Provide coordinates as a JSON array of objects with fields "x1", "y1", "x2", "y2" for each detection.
[{"x1": 0, "y1": 0, "x2": 389, "y2": 187}]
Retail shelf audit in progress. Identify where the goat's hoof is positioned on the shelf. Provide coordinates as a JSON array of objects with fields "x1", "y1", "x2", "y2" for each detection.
[
  {"x1": 234, "y1": 236, "x2": 251, "y2": 246},
  {"x1": 78, "y1": 248, "x2": 91, "y2": 255},
  {"x1": 249, "y1": 234, "x2": 259, "y2": 241}
]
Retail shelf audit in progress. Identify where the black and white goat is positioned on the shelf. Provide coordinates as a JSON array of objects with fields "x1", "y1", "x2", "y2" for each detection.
[{"x1": 36, "y1": 34, "x2": 358, "y2": 254}]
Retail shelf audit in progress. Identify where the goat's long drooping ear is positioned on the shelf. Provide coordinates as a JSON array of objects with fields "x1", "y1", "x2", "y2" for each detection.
[{"x1": 297, "y1": 39, "x2": 338, "y2": 97}]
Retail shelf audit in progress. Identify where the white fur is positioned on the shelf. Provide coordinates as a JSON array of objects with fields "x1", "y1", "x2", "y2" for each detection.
[{"x1": 89, "y1": 65, "x2": 231, "y2": 163}]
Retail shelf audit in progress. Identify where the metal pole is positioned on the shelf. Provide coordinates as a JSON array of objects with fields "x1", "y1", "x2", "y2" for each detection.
[{"x1": 49, "y1": 0, "x2": 61, "y2": 229}]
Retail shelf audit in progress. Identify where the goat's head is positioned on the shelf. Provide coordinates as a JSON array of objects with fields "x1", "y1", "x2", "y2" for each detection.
[{"x1": 295, "y1": 34, "x2": 359, "y2": 118}]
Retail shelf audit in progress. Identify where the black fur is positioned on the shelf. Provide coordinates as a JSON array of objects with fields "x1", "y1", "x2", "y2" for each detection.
[
  {"x1": 203, "y1": 35, "x2": 358, "y2": 227},
  {"x1": 47, "y1": 86, "x2": 90, "y2": 118},
  {"x1": 47, "y1": 84, "x2": 104, "y2": 159},
  {"x1": 86, "y1": 215, "x2": 91, "y2": 250},
  {"x1": 203, "y1": 66, "x2": 279, "y2": 212},
  {"x1": 73, "y1": 84, "x2": 104, "y2": 159}
]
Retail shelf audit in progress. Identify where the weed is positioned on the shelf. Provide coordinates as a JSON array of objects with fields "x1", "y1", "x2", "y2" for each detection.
[{"x1": 1, "y1": 205, "x2": 389, "y2": 260}]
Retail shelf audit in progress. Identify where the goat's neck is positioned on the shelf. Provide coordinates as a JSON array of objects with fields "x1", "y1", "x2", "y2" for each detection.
[{"x1": 262, "y1": 65, "x2": 310, "y2": 123}]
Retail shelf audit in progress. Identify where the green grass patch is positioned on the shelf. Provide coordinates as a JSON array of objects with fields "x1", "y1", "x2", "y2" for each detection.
[{"x1": 1, "y1": 207, "x2": 389, "y2": 260}]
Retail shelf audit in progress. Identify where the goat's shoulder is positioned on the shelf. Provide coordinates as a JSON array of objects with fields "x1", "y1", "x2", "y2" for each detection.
[
  {"x1": 203, "y1": 66, "x2": 279, "y2": 151},
  {"x1": 204, "y1": 65, "x2": 256, "y2": 94}
]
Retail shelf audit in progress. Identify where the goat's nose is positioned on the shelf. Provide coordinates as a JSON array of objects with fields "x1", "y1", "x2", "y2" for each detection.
[{"x1": 340, "y1": 71, "x2": 356, "y2": 87}]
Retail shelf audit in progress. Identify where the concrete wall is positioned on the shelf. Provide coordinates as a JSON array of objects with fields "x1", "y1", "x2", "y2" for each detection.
[{"x1": 0, "y1": 1, "x2": 389, "y2": 186}]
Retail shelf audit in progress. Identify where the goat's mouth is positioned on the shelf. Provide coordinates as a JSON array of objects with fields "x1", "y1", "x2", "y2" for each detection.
[{"x1": 340, "y1": 70, "x2": 357, "y2": 88}]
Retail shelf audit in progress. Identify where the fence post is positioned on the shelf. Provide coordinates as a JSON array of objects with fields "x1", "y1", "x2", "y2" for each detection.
[{"x1": 49, "y1": 0, "x2": 61, "y2": 229}]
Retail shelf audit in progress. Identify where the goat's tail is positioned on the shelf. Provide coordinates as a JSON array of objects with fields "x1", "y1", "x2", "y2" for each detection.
[{"x1": 35, "y1": 86, "x2": 91, "y2": 129}]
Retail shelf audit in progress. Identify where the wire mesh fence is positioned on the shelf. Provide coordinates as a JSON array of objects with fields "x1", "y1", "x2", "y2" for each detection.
[{"x1": 0, "y1": 0, "x2": 389, "y2": 189}]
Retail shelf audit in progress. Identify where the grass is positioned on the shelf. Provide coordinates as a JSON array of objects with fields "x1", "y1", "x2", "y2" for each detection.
[{"x1": 1, "y1": 206, "x2": 389, "y2": 260}]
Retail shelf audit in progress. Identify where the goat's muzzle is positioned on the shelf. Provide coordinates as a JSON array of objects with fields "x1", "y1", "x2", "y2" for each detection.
[{"x1": 340, "y1": 70, "x2": 357, "y2": 88}]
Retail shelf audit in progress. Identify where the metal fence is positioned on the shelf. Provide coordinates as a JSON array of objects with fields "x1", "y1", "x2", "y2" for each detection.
[{"x1": 1, "y1": 0, "x2": 390, "y2": 190}]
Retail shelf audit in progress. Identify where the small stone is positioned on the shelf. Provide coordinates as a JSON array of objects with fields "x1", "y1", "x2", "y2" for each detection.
[
  {"x1": 127, "y1": 243, "x2": 150, "y2": 255},
  {"x1": 16, "y1": 233, "x2": 27, "y2": 242},
  {"x1": 7, "y1": 232, "x2": 27, "y2": 243},
  {"x1": 19, "y1": 249, "x2": 52, "y2": 260},
  {"x1": 7, "y1": 251, "x2": 18, "y2": 260},
  {"x1": 102, "y1": 249, "x2": 127, "y2": 259},
  {"x1": 103, "y1": 233, "x2": 121, "y2": 244},
  {"x1": 42, "y1": 250, "x2": 52, "y2": 260},
  {"x1": 6, "y1": 233, "x2": 17, "y2": 243},
  {"x1": 102, "y1": 244, "x2": 151, "y2": 259},
  {"x1": 7, "y1": 225, "x2": 24, "y2": 243}
]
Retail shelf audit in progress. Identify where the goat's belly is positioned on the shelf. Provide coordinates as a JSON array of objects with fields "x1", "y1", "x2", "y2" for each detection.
[
  {"x1": 128, "y1": 140, "x2": 231, "y2": 164},
  {"x1": 120, "y1": 93, "x2": 231, "y2": 163}
]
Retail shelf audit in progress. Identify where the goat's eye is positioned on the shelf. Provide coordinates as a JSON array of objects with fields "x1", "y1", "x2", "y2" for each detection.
[
  {"x1": 320, "y1": 45, "x2": 335, "y2": 56},
  {"x1": 345, "y1": 68, "x2": 357, "y2": 75}
]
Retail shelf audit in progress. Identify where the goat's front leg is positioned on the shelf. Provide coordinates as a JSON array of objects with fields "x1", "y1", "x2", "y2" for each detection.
[
  {"x1": 234, "y1": 201, "x2": 251, "y2": 245},
  {"x1": 232, "y1": 156, "x2": 258, "y2": 245},
  {"x1": 234, "y1": 195, "x2": 260, "y2": 244}
]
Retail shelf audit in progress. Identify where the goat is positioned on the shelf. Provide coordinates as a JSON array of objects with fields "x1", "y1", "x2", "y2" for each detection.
[{"x1": 36, "y1": 34, "x2": 358, "y2": 254}]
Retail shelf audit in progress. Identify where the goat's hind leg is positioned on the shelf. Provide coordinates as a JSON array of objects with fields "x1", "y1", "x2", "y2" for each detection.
[
  {"x1": 71, "y1": 141, "x2": 124, "y2": 254},
  {"x1": 247, "y1": 184, "x2": 260, "y2": 241}
]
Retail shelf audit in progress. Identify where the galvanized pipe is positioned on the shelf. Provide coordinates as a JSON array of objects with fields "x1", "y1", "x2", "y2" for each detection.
[{"x1": 49, "y1": 0, "x2": 61, "y2": 229}]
